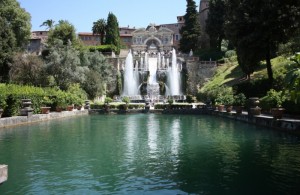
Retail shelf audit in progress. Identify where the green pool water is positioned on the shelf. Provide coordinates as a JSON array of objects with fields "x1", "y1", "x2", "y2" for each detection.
[{"x1": 0, "y1": 114, "x2": 300, "y2": 194}]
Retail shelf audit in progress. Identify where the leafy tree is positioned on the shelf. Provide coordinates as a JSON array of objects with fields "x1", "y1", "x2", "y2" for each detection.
[
  {"x1": 47, "y1": 20, "x2": 79, "y2": 46},
  {"x1": 105, "y1": 12, "x2": 120, "y2": 54},
  {"x1": 206, "y1": 0, "x2": 225, "y2": 51},
  {"x1": 225, "y1": 0, "x2": 300, "y2": 84},
  {"x1": 40, "y1": 19, "x2": 55, "y2": 30},
  {"x1": 9, "y1": 53, "x2": 44, "y2": 85},
  {"x1": 179, "y1": 0, "x2": 202, "y2": 53},
  {"x1": 0, "y1": 0, "x2": 31, "y2": 81},
  {"x1": 92, "y1": 18, "x2": 106, "y2": 45},
  {"x1": 45, "y1": 40, "x2": 86, "y2": 90}
]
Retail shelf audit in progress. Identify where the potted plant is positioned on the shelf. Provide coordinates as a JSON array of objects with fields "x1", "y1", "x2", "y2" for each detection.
[
  {"x1": 215, "y1": 95, "x2": 225, "y2": 112},
  {"x1": 53, "y1": 95, "x2": 67, "y2": 112},
  {"x1": 104, "y1": 97, "x2": 113, "y2": 112},
  {"x1": 40, "y1": 96, "x2": 52, "y2": 114},
  {"x1": 168, "y1": 98, "x2": 174, "y2": 109},
  {"x1": 263, "y1": 89, "x2": 286, "y2": 119},
  {"x1": 233, "y1": 93, "x2": 246, "y2": 114},
  {"x1": 223, "y1": 94, "x2": 234, "y2": 112},
  {"x1": 121, "y1": 96, "x2": 130, "y2": 111}
]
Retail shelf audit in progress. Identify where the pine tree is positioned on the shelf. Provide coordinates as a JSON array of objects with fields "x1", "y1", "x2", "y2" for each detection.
[
  {"x1": 105, "y1": 12, "x2": 120, "y2": 55},
  {"x1": 179, "y1": 0, "x2": 202, "y2": 53}
]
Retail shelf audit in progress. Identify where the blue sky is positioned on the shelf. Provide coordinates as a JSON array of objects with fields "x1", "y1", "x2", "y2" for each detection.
[{"x1": 18, "y1": 0, "x2": 200, "y2": 32}]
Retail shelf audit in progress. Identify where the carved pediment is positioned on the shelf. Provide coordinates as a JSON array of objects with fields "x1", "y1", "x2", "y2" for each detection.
[
  {"x1": 132, "y1": 28, "x2": 147, "y2": 34},
  {"x1": 158, "y1": 27, "x2": 174, "y2": 34}
]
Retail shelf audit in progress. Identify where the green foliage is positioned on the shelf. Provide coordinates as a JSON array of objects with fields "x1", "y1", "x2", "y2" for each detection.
[
  {"x1": 82, "y1": 50, "x2": 113, "y2": 99},
  {"x1": 9, "y1": 53, "x2": 44, "y2": 85},
  {"x1": 186, "y1": 95, "x2": 196, "y2": 103},
  {"x1": 196, "y1": 49, "x2": 224, "y2": 61},
  {"x1": 0, "y1": 84, "x2": 86, "y2": 116},
  {"x1": 105, "y1": 97, "x2": 113, "y2": 104},
  {"x1": 260, "y1": 89, "x2": 286, "y2": 109},
  {"x1": 0, "y1": 94, "x2": 7, "y2": 109},
  {"x1": 168, "y1": 98, "x2": 174, "y2": 105},
  {"x1": 210, "y1": 86, "x2": 233, "y2": 105},
  {"x1": 233, "y1": 93, "x2": 246, "y2": 106},
  {"x1": 179, "y1": 0, "x2": 201, "y2": 53},
  {"x1": 225, "y1": 0, "x2": 300, "y2": 82},
  {"x1": 45, "y1": 40, "x2": 85, "y2": 90},
  {"x1": 47, "y1": 20, "x2": 79, "y2": 47},
  {"x1": 40, "y1": 19, "x2": 55, "y2": 30},
  {"x1": 105, "y1": 12, "x2": 120, "y2": 54},
  {"x1": 87, "y1": 45, "x2": 117, "y2": 53},
  {"x1": 234, "y1": 78, "x2": 271, "y2": 98},
  {"x1": 92, "y1": 18, "x2": 106, "y2": 45},
  {"x1": 285, "y1": 53, "x2": 300, "y2": 103},
  {"x1": 122, "y1": 96, "x2": 130, "y2": 104},
  {"x1": 0, "y1": 0, "x2": 31, "y2": 81},
  {"x1": 206, "y1": 0, "x2": 225, "y2": 51}
]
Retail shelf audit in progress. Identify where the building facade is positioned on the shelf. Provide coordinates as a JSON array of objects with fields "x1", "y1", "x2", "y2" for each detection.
[
  {"x1": 27, "y1": 31, "x2": 48, "y2": 55},
  {"x1": 199, "y1": 0, "x2": 210, "y2": 49},
  {"x1": 131, "y1": 24, "x2": 174, "y2": 54}
]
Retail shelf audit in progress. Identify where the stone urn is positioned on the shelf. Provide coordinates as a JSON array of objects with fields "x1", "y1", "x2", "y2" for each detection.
[
  {"x1": 20, "y1": 99, "x2": 34, "y2": 116},
  {"x1": 248, "y1": 97, "x2": 261, "y2": 116}
]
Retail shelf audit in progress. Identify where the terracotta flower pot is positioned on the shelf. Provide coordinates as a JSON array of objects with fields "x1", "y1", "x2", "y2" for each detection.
[
  {"x1": 41, "y1": 107, "x2": 51, "y2": 114},
  {"x1": 271, "y1": 108, "x2": 285, "y2": 119},
  {"x1": 217, "y1": 105, "x2": 225, "y2": 112},
  {"x1": 67, "y1": 105, "x2": 74, "y2": 111},
  {"x1": 250, "y1": 107, "x2": 261, "y2": 116},
  {"x1": 226, "y1": 105, "x2": 233, "y2": 113},
  {"x1": 235, "y1": 106, "x2": 243, "y2": 114}
]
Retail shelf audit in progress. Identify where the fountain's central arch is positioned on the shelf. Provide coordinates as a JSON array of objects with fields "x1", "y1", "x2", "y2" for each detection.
[
  {"x1": 131, "y1": 23, "x2": 174, "y2": 53},
  {"x1": 145, "y1": 38, "x2": 161, "y2": 53}
]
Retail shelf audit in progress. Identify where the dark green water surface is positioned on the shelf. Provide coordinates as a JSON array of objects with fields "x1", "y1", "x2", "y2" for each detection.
[{"x1": 1, "y1": 114, "x2": 300, "y2": 194}]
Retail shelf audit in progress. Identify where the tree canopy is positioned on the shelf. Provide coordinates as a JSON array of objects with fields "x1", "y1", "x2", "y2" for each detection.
[
  {"x1": 206, "y1": 0, "x2": 225, "y2": 51},
  {"x1": 0, "y1": 0, "x2": 31, "y2": 81},
  {"x1": 47, "y1": 20, "x2": 79, "y2": 47},
  {"x1": 92, "y1": 18, "x2": 106, "y2": 45},
  {"x1": 225, "y1": 0, "x2": 300, "y2": 83},
  {"x1": 40, "y1": 19, "x2": 55, "y2": 30},
  {"x1": 105, "y1": 12, "x2": 120, "y2": 54},
  {"x1": 179, "y1": 0, "x2": 202, "y2": 53}
]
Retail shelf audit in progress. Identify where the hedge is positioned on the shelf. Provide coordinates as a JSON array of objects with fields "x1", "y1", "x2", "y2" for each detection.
[{"x1": 0, "y1": 84, "x2": 86, "y2": 117}]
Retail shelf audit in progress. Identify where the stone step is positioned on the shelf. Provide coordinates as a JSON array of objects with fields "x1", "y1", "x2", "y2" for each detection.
[{"x1": 0, "y1": 165, "x2": 8, "y2": 184}]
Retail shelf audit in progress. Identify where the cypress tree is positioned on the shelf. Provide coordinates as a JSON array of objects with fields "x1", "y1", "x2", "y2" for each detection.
[
  {"x1": 179, "y1": 0, "x2": 202, "y2": 53},
  {"x1": 105, "y1": 12, "x2": 120, "y2": 55},
  {"x1": 206, "y1": 0, "x2": 225, "y2": 51}
]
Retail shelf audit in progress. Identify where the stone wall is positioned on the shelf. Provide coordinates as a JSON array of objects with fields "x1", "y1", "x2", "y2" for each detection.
[
  {"x1": 185, "y1": 60, "x2": 217, "y2": 95},
  {"x1": 0, "y1": 110, "x2": 88, "y2": 129}
]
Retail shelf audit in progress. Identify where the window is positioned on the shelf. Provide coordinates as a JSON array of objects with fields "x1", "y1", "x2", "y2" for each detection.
[{"x1": 175, "y1": 34, "x2": 179, "y2": 41}]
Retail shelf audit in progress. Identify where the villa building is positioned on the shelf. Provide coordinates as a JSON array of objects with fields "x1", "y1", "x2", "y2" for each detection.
[
  {"x1": 27, "y1": 31, "x2": 48, "y2": 55},
  {"x1": 131, "y1": 23, "x2": 175, "y2": 54},
  {"x1": 27, "y1": 1, "x2": 210, "y2": 54}
]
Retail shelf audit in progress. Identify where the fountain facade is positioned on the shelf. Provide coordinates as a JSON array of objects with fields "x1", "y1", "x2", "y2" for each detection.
[{"x1": 122, "y1": 48, "x2": 184, "y2": 102}]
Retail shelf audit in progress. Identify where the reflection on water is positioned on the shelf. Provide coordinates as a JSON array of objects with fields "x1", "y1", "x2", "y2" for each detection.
[
  {"x1": 1, "y1": 114, "x2": 300, "y2": 194},
  {"x1": 147, "y1": 114, "x2": 158, "y2": 157}
]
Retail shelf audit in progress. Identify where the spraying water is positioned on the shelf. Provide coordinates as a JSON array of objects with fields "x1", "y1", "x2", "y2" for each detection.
[
  {"x1": 122, "y1": 50, "x2": 140, "y2": 96},
  {"x1": 166, "y1": 49, "x2": 182, "y2": 95}
]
